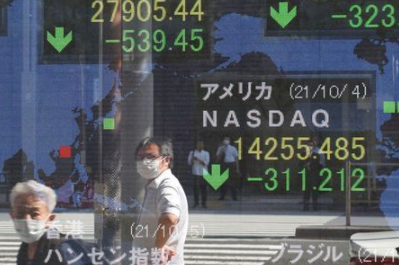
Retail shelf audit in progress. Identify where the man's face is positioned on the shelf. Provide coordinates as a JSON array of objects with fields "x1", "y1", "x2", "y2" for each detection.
[
  {"x1": 196, "y1": 141, "x2": 204, "y2": 150},
  {"x1": 223, "y1": 137, "x2": 230, "y2": 145},
  {"x1": 137, "y1": 143, "x2": 170, "y2": 172},
  {"x1": 308, "y1": 142, "x2": 315, "y2": 152},
  {"x1": 10, "y1": 194, "x2": 55, "y2": 226}
]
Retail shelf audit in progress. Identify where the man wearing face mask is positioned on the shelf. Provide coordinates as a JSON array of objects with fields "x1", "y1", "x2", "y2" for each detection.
[
  {"x1": 134, "y1": 137, "x2": 189, "y2": 265},
  {"x1": 9, "y1": 180, "x2": 96, "y2": 265},
  {"x1": 216, "y1": 136, "x2": 240, "y2": 201}
]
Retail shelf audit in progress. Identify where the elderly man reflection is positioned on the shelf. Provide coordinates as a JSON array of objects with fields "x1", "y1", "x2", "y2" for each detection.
[
  {"x1": 133, "y1": 137, "x2": 188, "y2": 265},
  {"x1": 9, "y1": 180, "x2": 94, "y2": 265}
]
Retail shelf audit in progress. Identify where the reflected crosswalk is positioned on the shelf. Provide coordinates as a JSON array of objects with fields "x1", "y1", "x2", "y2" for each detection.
[
  {"x1": 0, "y1": 212, "x2": 341, "y2": 265},
  {"x1": 0, "y1": 225, "x2": 283, "y2": 265},
  {"x1": 184, "y1": 239, "x2": 283, "y2": 265}
]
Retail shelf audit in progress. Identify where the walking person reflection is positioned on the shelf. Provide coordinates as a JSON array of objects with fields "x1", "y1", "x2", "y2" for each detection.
[
  {"x1": 216, "y1": 136, "x2": 240, "y2": 201},
  {"x1": 302, "y1": 140, "x2": 323, "y2": 211},
  {"x1": 187, "y1": 139, "x2": 210, "y2": 209}
]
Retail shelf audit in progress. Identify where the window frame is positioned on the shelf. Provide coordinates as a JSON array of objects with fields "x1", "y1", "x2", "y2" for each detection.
[{"x1": 0, "y1": 7, "x2": 7, "y2": 36}]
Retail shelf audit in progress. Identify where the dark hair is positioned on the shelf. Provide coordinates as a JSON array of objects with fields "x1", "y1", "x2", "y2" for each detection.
[{"x1": 135, "y1": 137, "x2": 174, "y2": 167}]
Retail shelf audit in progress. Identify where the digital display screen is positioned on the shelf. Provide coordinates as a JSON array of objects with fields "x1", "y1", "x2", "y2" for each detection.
[
  {"x1": 41, "y1": 0, "x2": 211, "y2": 63},
  {"x1": 266, "y1": 0, "x2": 399, "y2": 38},
  {"x1": 1, "y1": 0, "x2": 399, "y2": 265},
  {"x1": 196, "y1": 72, "x2": 376, "y2": 195}
]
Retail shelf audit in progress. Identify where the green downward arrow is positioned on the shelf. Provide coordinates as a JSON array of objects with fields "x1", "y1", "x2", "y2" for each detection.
[
  {"x1": 47, "y1": 27, "x2": 73, "y2": 53},
  {"x1": 270, "y1": 2, "x2": 297, "y2": 29},
  {"x1": 203, "y1": 164, "x2": 229, "y2": 190}
]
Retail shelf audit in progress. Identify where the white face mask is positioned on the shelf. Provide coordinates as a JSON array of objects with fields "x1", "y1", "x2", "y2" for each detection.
[
  {"x1": 13, "y1": 218, "x2": 48, "y2": 244},
  {"x1": 223, "y1": 139, "x2": 230, "y2": 145},
  {"x1": 136, "y1": 157, "x2": 164, "y2": 180}
]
